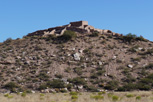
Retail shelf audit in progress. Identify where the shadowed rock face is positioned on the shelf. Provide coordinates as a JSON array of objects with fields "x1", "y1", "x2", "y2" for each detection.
[{"x1": 27, "y1": 21, "x2": 122, "y2": 37}]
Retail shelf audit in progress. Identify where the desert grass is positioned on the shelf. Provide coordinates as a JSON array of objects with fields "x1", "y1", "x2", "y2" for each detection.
[{"x1": 0, "y1": 91, "x2": 153, "y2": 102}]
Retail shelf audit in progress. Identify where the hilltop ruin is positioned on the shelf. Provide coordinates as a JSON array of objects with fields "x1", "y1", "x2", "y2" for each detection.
[{"x1": 27, "y1": 21, "x2": 122, "y2": 37}]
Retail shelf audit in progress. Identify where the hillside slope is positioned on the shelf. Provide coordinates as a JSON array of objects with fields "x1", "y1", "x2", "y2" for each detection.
[{"x1": 0, "y1": 21, "x2": 153, "y2": 93}]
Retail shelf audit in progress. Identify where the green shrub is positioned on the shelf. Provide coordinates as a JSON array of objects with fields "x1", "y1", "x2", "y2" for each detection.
[
  {"x1": 122, "y1": 33, "x2": 137, "y2": 43},
  {"x1": 37, "y1": 72, "x2": 49, "y2": 81},
  {"x1": 55, "y1": 74, "x2": 63, "y2": 78},
  {"x1": 60, "y1": 88, "x2": 67, "y2": 93},
  {"x1": 136, "y1": 83, "x2": 151, "y2": 90},
  {"x1": 85, "y1": 85, "x2": 98, "y2": 92},
  {"x1": 136, "y1": 36, "x2": 147, "y2": 41},
  {"x1": 21, "y1": 92, "x2": 26, "y2": 97},
  {"x1": 145, "y1": 49, "x2": 153, "y2": 55},
  {"x1": 136, "y1": 96, "x2": 141, "y2": 100},
  {"x1": 71, "y1": 95, "x2": 78, "y2": 99},
  {"x1": 89, "y1": 31, "x2": 99, "y2": 37},
  {"x1": 104, "y1": 81, "x2": 119, "y2": 90},
  {"x1": 126, "y1": 94, "x2": 134, "y2": 98},
  {"x1": 145, "y1": 63, "x2": 153, "y2": 69},
  {"x1": 4, "y1": 82, "x2": 19, "y2": 92},
  {"x1": 60, "y1": 30, "x2": 77, "y2": 41},
  {"x1": 7, "y1": 95, "x2": 13, "y2": 99},
  {"x1": 68, "y1": 77, "x2": 86, "y2": 85},
  {"x1": 128, "y1": 45, "x2": 139, "y2": 52},
  {"x1": 98, "y1": 91, "x2": 106, "y2": 95},
  {"x1": 107, "y1": 93, "x2": 114, "y2": 98},
  {"x1": 47, "y1": 79, "x2": 65, "y2": 88},
  {"x1": 38, "y1": 84, "x2": 48, "y2": 90},
  {"x1": 70, "y1": 92, "x2": 78, "y2": 95},
  {"x1": 122, "y1": 33, "x2": 146, "y2": 43},
  {"x1": 90, "y1": 73, "x2": 99, "y2": 79},
  {"x1": 112, "y1": 95, "x2": 119, "y2": 101},
  {"x1": 4, "y1": 93, "x2": 9, "y2": 97},
  {"x1": 4, "y1": 38, "x2": 13, "y2": 43},
  {"x1": 117, "y1": 83, "x2": 136, "y2": 91},
  {"x1": 91, "y1": 95, "x2": 104, "y2": 100},
  {"x1": 73, "y1": 67, "x2": 83, "y2": 75},
  {"x1": 40, "y1": 93, "x2": 45, "y2": 97}
]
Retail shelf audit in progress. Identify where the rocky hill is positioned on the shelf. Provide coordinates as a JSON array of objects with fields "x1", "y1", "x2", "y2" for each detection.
[{"x1": 0, "y1": 21, "x2": 153, "y2": 93}]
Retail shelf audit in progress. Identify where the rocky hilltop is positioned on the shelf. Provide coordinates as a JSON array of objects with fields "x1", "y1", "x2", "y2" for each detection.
[
  {"x1": 0, "y1": 21, "x2": 153, "y2": 93},
  {"x1": 27, "y1": 21, "x2": 122, "y2": 37}
]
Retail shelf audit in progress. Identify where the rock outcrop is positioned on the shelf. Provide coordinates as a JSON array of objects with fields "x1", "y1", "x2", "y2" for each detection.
[{"x1": 27, "y1": 21, "x2": 122, "y2": 37}]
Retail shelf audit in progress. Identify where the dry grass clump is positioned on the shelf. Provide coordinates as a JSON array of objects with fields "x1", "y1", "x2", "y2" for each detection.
[{"x1": 0, "y1": 91, "x2": 153, "y2": 102}]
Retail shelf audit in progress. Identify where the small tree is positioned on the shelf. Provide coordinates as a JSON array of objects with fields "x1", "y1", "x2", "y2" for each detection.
[
  {"x1": 4, "y1": 82, "x2": 19, "y2": 92},
  {"x1": 60, "y1": 30, "x2": 77, "y2": 41}
]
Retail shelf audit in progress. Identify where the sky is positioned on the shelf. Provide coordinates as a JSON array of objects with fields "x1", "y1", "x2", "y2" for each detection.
[{"x1": 0, "y1": 0, "x2": 153, "y2": 42}]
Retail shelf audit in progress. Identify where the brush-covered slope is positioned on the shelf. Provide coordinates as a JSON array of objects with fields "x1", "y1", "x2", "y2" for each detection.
[{"x1": 0, "y1": 30, "x2": 153, "y2": 93}]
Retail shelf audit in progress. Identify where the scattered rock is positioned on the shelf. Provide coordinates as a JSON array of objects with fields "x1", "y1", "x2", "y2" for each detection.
[
  {"x1": 73, "y1": 53, "x2": 80, "y2": 61},
  {"x1": 78, "y1": 85, "x2": 83, "y2": 90},
  {"x1": 79, "y1": 49, "x2": 83, "y2": 53},
  {"x1": 128, "y1": 64, "x2": 133, "y2": 68},
  {"x1": 112, "y1": 56, "x2": 117, "y2": 60},
  {"x1": 98, "y1": 61, "x2": 103, "y2": 65}
]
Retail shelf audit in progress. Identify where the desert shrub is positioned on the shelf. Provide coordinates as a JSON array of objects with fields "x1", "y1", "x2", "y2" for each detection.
[
  {"x1": 66, "y1": 84, "x2": 73, "y2": 90},
  {"x1": 122, "y1": 68, "x2": 130, "y2": 75},
  {"x1": 45, "y1": 35, "x2": 57, "y2": 41},
  {"x1": 136, "y1": 96, "x2": 141, "y2": 100},
  {"x1": 98, "y1": 91, "x2": 106, "y2": 95},
  {"x1": 136, "y1": 36, "x2": 147, "y2": 41},
  {"x1": 4, "y1": 93, "x2": 9, "y2": 97},
  {"x1": 122, "y1": 33, "x2": 146, "y2": 43},
  {"x1": 47, "y1": 79, "x2": 65, "y2": 88},
  {"x1": 4, "y1": 38, "x2": 13, "y2": 44},
  {"x1": 116, "y1": 59, "x2": 122, "y2": 63},
  {"x1": 89, "y1": 31, "x2": 99, "y2": 37},
  {"x1": 144, "y1": 48, "x2": 153, "y2": 55},
  {"x1": 71, "y1": 95, "x2": 78, "y2": 99},
  {"x1": 126, "y1": 94, "x2": 134, "y2": 98},
  {"x1": 107, "y1": 93, "x2": 114, "y2": 98},
  {"x1": 38, "y1": 84, "x2": 48, "y2": 90},
  {"x1": 40, "y1": 93, "x2": 45, "y2": 97},
  {"x1": 91, "y1": 95, "x2": 104, "y2": 100},
  {"x1": 140, "y1": 78, "x2": 153, "y2": 84},
  {"x1": 136, "y1": 83, "x2": 151, "y2": 90},
  {"x1": 60, "y1": 30, "x2": 77, "y2": 41},
  {"x1": 73, "y1": 67, "x2": 83, "y2": 75},
  {"x1": 104, "y1": 81, "x2": 119, "y2": 90},
  {"x1": 60, "y1": 88, "x2": 67, "y2": 93},
  {"x1": 68, "y1": 77, "x2": 86, "y2": 85},
  {"x1": 37, "y1": 72, "x2": 49, "y2": 81},
  {"x1": 96, "y1": 70, "x2": 105, "y2": 76},
  {"x1": 100, "y1": 40, "x2": 106, "y2": 44},
  {"x1": 55, "y1": 74, "x2": 63, "y2": 78},
  {"x1": 90, "y1": 73, "x2": 99, "y2": 79},
  {"x1": 70, "y1": 92, "x2": 78, "y2": 95},
  {"x1": 122, "y1": 33, "x2": 137, "y2": 43},
  {"x1": 128, "y1": 45, "x2": 139, "y2": 52},
  {"x1": 85, "y1": 85, "x2": 98, "y2": 92},
  {"x1": 4, "y1": 94, "x2": 13, "y2": 99},
  {"x1": 124, "y1": 75, "x2": 136, "y2": 83},
  {"x1": 4, "y1": 82, "x2": 19, "y2": 92},
  {"x1": 146, "y1": 73, "x2": 153, "y2": 79},
  {"x1": 112, "y1": 95, "x2": 119, "y2": 101},
  {"x1": 21, "y1": 92, "x2": 26, "y2": 97},
  {"x1": 145, "y1": 63, "x2": 153, "y2": 69},
  {"x1": 117, "y1": 83, "x2": 136, "y2": 91}
]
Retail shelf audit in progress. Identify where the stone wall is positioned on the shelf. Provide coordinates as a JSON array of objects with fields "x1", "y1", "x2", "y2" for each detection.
[
  {"x1": 27, "y1": 21, "x2": 122, "y2": 37},
  {"x1": 70, "y1": 21, "x2": 88, "y2": 27}
]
